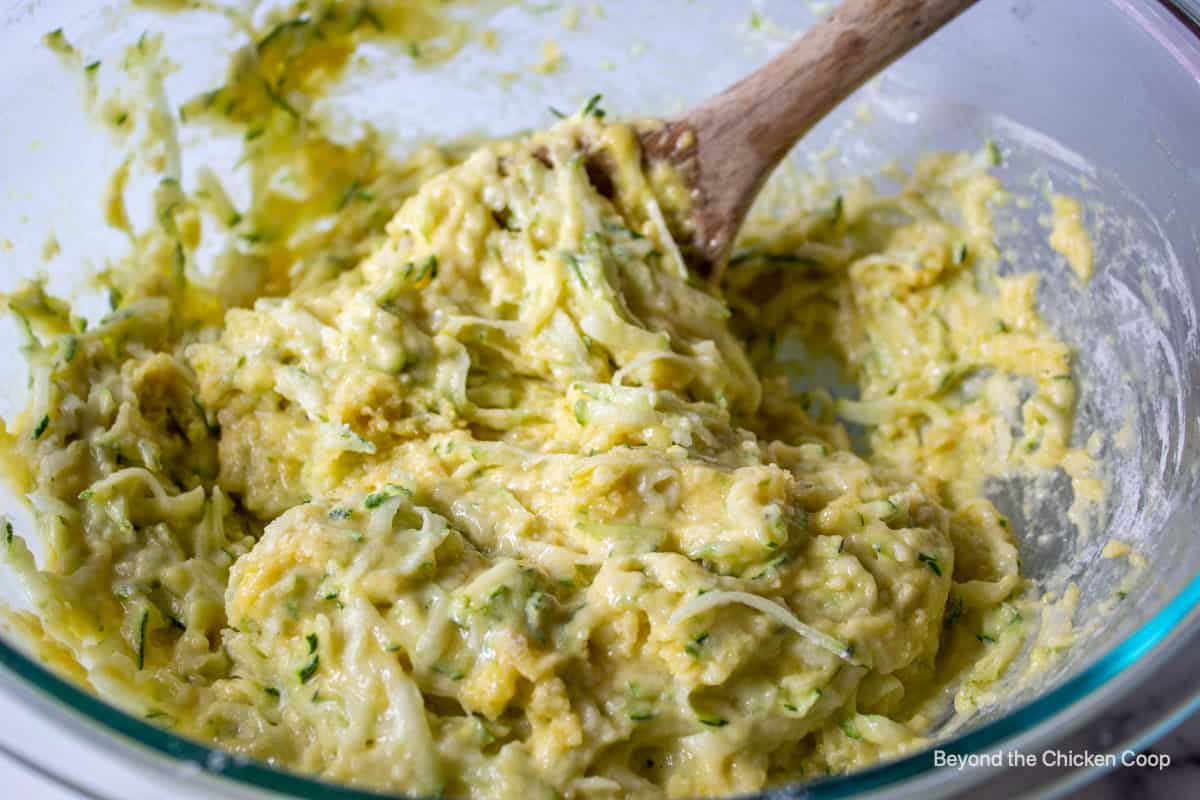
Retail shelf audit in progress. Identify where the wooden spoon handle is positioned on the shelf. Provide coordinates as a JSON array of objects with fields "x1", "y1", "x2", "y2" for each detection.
[
  {"x1": 697, "y1": 0, "x2": 978, "y2": 167},
  {"x1": 653, "y1": 0, "x2": 977, "y2": 273}
]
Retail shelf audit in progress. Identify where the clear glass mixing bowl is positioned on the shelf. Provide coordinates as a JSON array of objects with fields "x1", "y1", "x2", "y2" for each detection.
[{"x1": 1, "y1": 0, "x2": 1199, "y2": 797}]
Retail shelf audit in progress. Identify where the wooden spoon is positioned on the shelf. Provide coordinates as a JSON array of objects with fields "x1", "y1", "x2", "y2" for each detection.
[{"x1": 638, "y1": 0, "x2": 979, "y2": 278}]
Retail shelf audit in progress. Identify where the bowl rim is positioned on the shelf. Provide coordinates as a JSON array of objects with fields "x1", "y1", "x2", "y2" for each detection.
[{"x1": 1, "y1": 0, "x2": 1200, "y2": 797}]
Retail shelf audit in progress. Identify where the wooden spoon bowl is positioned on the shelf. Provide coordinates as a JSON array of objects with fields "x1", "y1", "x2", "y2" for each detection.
[{"x1": 637, "y1": 0, "x2": 979, "y2": 279}]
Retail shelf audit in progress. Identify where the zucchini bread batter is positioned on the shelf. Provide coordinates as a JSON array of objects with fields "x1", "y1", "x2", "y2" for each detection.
[{"x1": 0, "y1": 7, "x2": 1097, "y2": 798}]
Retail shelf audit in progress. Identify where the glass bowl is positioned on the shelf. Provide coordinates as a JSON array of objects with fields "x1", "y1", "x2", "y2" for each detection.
[{"x1": 1, "y1": 0, "x2": 1199, "y2": 797}]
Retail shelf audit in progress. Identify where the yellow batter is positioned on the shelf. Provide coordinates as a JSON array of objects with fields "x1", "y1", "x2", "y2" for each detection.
[{"x1": 0, "y1": 5, "x2": 1098, "y2": 799}]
